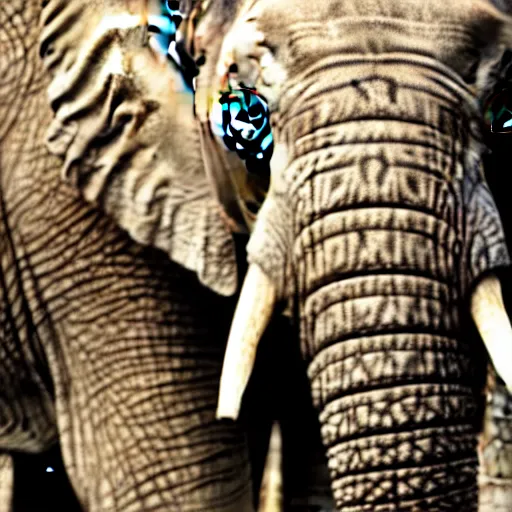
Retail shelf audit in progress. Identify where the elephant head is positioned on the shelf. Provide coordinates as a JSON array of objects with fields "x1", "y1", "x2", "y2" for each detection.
[{"x1": 195, "y1": 0, "x2": 512, "y2": 509}]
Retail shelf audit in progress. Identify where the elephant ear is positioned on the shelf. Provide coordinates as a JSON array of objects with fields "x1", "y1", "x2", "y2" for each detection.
[{"x1": 39, "y1": 0, "x2": 238, "y2": 296}]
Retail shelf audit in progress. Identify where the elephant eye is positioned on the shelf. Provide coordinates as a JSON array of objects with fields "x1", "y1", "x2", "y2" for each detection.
[
  {"x1": 210, "y1": 85, "x2": 274, "y2": 179},
  {"x1": 483, "y1": 88, "x2": 512, "y2": 134}
]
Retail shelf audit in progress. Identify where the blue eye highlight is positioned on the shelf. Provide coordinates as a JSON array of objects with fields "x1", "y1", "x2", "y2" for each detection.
[
  {"x1": 210, "y1": 86, "x2": 274, "y2": 178},
  {"x1": 147, "y1": 1, "x2": 182, "y2": 49},
  {"x1": 484, "y1": 88, "x2": 512, "y2": 134},
  {"x1": 147, "y1": 2, "x2": 198, "y2": 90},
  {"x1": 148, "y1": 14, "x2": 174, "y2": 34}
]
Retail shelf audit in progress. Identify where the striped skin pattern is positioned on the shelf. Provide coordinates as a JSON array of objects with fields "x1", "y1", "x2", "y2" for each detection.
[
  {"x1": 205, "y1": 0, "x2": 512, "y2": 510},
  {"x1": 479, "y1": 383, "x2": 512, "y2": 511},
  {"x1": 289, "y1": 56, "x2": 501, "y2": 512},
  {"x1": 0, "y1": 1, "x2": 254, "y2": 511}
]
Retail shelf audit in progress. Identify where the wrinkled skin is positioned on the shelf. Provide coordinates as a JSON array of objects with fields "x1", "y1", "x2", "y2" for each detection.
[
  {"x1": 0, "y1": 2, "x2": 256, "y2": 511},
  {"x1": 3, "y1": 0, "x2": 512, "y2": 511},
  {"x1": 193, "y1": 0, "x2": 512, "y2": 510},
  {"x1": 1, "y1": 2, "x2": 334, "y2": 511}
]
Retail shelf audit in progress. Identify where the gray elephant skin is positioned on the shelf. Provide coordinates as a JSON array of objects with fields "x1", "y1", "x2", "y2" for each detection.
[
  {"x1": 2, "y1": 0, "x2": 512, "y2": 512},
  {"x1": 1, "y1": 3, "x2": 331, "y2": 511},
  {"x1": 0, "y1": 1, "x2": 259, "y2": 511},
  {"x1": 196, "y1": 0, "x2": 512, "y2": 511}
]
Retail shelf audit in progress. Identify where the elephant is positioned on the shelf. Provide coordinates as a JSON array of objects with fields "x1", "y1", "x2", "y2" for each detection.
[
  {"x1": 0, "y1": 1, "x2": 264, "y2": 510},
  {"x1": 3, "y1": 0, "x2": 512, "y2": 511},
  {"x1": 185, "y1": 0, "x2": 512, "y2": 510},
  {"x1": 1, "y1": 3, "x2": 336, "y2": 511}
]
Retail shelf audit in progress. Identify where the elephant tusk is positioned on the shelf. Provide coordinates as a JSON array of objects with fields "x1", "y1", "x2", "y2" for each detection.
[
  {"x1": 258, "y1": 422, "x2": 283, "y2": 512},
  {"x1": 216, "y1": 264, "x2": 276, "y2": 420},
  {"x1": 471, "y1": 274, "x2": 512, "y2": 393}
]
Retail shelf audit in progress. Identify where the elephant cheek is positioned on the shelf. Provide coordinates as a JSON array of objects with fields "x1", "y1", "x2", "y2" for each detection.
[
  {"x1": 246, "y1": 142, "x2": 294, "y2": 303},
  {"x1": 245, "y1": 193, "x2": 293, "y2": 303}
]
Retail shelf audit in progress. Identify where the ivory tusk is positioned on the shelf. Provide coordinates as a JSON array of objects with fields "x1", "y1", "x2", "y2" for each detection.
[
  {"x1": 471, "y1": 274, "x2": 512, "y2": 393},
  {"x1": 216, "y1": 264, "x2": 276, "y2": 420},
  {"x1": 258, "y1": 422, "x2": 283, "y2": 512}
]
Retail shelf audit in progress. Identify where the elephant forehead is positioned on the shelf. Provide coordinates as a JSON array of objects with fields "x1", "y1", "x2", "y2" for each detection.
[
  {"x1": 253, "y1": 0, "x2": 494, "y2": 27},
  {"x1": 276, "y1": 56, "x2": 476, "y2": 132},
  {"x1": 223, "y1": 0, "x2": 506, "y2": 90}
]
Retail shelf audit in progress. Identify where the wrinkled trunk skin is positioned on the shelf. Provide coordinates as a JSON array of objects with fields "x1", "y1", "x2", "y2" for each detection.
[
  {"x1": 0, "y1": 2, "x2": 253, "y2": 511},
  {"x1": 478, "y1": 383, "x2": 512, "y2": 512},
  {"x1": 269, "y1": 58, "x2": 506, "y2": 511}
]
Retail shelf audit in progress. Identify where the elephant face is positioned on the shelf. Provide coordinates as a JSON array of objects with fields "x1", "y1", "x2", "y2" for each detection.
[
  {"x1": 198, "y1": 0, "x2": 511, "y2": 299},
  {"x1": 204, "y1": 1, "x2": 512, "y2": 510}
]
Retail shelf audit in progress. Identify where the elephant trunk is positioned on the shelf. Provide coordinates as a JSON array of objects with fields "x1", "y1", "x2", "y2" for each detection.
[
  {"x1": 302, "y1": 244, "x2": 478, "y2": 510},
  {"x1": 220, "y1": 55, "x2": 512, "y2": 510},
  {"x1": 295, "y1": 164, "x2": 478, "y2": 509},
  {"x1": 285, "y1": 59, "x2": 508, "y2": 511}
]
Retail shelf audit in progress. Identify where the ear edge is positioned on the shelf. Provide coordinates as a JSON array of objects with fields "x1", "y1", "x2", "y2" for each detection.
[{"x1": 40, "y1": 0, "x2": 240, "y2": 296}]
